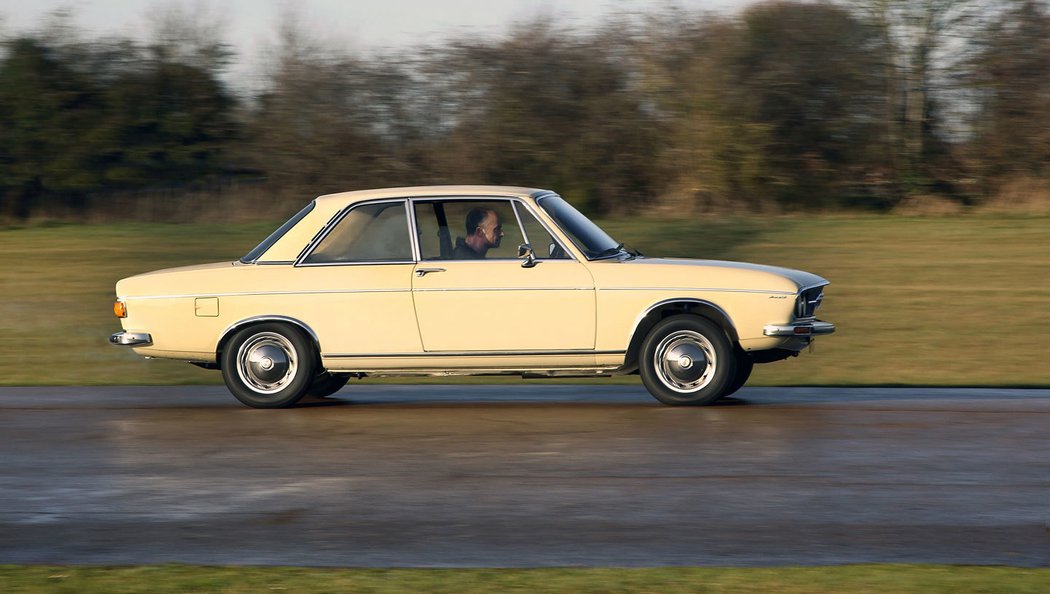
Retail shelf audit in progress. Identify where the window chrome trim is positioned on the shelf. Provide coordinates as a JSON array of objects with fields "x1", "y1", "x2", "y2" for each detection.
[
  {"x1": 296, "y1": 260, "x2": 417, "y2": 268},
  {"x1": 511, "y1": 200, "x2": 528, "y2": 244}
]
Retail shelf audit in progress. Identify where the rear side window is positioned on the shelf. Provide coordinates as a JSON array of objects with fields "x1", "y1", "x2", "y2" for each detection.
[{"x1": 302, "y1": 201, "x2": 412, "y2": 264}]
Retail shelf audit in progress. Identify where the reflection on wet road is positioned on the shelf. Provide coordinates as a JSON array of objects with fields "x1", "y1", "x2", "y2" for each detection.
[{"x1": 1, "y1": 386, "x2": 1048, "y2": 567}]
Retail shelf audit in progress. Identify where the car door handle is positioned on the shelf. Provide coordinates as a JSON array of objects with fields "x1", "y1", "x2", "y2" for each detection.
[{"x1": 415, "y1": 267, "x2": 446, "y2": 277}]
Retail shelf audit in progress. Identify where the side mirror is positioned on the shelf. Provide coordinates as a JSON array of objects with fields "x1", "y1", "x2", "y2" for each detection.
[{"x1": 518, "y1": 243, "x2": 538, "y2": 268}]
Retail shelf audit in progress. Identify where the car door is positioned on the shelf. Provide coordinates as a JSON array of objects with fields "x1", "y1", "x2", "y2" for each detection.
[
  {"x1": 293, "y1": 199, "x2": 421, "y2": 356},
  {"x1": 411, "y1": 198, "x2": 596, "y2": 352}
]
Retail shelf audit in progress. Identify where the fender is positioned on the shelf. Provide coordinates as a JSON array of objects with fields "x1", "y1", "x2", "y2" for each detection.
[
  {"x1": 217, "y1": 315, "x2": 322, "y2": 358},
  {"x1": 622, "y1": 298, "x2": 739, "y2": 372}
]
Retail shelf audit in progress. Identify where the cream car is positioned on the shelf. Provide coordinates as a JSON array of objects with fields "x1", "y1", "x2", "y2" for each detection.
[{"x1": 111, "y1": 186, "x2": 834, "y2": 408}]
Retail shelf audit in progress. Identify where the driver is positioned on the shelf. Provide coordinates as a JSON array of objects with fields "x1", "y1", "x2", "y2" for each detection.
[{"x1": 453, "y1": 207, "x2": 504, "y2": 259}]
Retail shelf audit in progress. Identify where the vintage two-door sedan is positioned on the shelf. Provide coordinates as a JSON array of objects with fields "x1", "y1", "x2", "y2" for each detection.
[{"x1": 111, "y1": 186, "x2": 834, "y2": 408}]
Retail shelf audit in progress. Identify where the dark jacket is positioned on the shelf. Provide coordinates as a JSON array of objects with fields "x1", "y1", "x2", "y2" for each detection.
[{"x1": 452, "y1": 237, "x2": 485, "y2": 259}]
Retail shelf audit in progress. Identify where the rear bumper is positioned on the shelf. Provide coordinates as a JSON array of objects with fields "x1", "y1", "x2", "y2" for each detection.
[
  {"x1": 763, "y1": 320, "x2": 836, "y2": 337},
  {"x1": 109, "y1": 331, "x2": 153, "y2": 347}
]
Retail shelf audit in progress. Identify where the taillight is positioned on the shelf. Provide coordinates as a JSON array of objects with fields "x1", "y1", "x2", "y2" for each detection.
[{"x1": 114, "y1": 300, "x2": 127, "y2": 318}]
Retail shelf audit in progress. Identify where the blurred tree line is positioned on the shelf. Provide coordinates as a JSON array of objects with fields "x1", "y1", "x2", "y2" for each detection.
[{"x1": 2, "y1": 0, "x2": 1049, "y2": 221}]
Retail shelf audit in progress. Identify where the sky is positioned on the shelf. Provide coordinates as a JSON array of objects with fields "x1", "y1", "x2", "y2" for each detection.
[
  {"x1": 0, "y1": 0, "x2": 751, "y2": 86},
  {"x1": 0, "y1": 1, "x2": 749, "y2": 53}
]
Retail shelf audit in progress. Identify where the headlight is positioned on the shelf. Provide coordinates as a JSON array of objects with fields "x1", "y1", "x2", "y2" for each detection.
[{"x1": 795, "y1": 288, "x2": 824, "y2": 320}]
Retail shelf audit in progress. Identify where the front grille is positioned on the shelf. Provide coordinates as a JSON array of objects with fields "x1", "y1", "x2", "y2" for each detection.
[{"x1": 795, "y1": 286, "x2": 825, "y2": 320}]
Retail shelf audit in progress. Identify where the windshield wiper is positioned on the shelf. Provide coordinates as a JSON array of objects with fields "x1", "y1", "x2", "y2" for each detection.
[{"x1": 594, "y1": 243, "x2": 627, "y2": 259}]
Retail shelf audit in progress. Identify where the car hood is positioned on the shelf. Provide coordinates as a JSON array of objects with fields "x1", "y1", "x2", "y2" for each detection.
[{"x1": 589, "y1": 257, "x2": 828, "y2": 294}]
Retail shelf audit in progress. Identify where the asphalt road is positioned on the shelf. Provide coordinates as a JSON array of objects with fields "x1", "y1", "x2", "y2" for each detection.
[{"x1": 1, "y1": 385, "x2": 1048, "y2": 567}]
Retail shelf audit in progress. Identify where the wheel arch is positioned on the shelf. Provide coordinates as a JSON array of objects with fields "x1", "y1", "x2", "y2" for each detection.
[
  {"x1": 215, "y1": 316, "x2": 322, "y2": 369},
  {"x1": 623, "y1": 299, "x2": 739, "y2": 373}
]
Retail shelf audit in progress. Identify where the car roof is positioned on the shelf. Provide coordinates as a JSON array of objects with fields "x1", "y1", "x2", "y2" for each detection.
[
  {"x1": 254, "y1": 186, "x2": 557, "y2": 263},
  {"x1": 314, "y1": 185, "x2": 553, "y2": 207}
]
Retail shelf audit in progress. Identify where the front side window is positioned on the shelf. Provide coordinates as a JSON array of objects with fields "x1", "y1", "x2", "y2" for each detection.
[
  {"x1": 302, "y1": 201, "x2": 412, "y2": 264},
  {"x1": 414, "y1": 199, "x2": 525, "y2": 260},
  {"x1": 514, "y1": 202, "x2": 571, "y2": 260}
]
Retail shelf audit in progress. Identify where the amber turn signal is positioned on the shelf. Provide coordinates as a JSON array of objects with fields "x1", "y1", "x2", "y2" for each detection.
[{"x1": 113, "y1": 300, "x2": 127, "y2": 318}]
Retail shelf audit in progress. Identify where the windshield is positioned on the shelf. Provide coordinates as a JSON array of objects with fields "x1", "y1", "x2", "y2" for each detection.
[{"x1": 537, "y1": 194, "x2": 623, "y2": 260}]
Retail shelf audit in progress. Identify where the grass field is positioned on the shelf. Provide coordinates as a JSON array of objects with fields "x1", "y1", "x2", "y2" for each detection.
[
  {"x1": 2, "y1": 565, "x2": 1049, "y2": 593},
  {"x1": 1, "y1": 215, "x2": 1047, "y2": 386}
]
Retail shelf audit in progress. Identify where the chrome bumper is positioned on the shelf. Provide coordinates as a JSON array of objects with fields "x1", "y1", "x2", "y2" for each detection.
[
  {"x1": 763, "y1": 320, "x2": 836, "y2": 337},
  {"x1": 110, "y1": 331, "x2": 153, "y2": 346}
]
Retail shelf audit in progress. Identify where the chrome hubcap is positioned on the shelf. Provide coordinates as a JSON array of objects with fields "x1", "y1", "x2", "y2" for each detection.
[
  {"x1": 654, "y1": 330, "x2": 716, "y2": 393},
  {"x1": 237, "y1": 332, "x2": 298, "y2": 394}
]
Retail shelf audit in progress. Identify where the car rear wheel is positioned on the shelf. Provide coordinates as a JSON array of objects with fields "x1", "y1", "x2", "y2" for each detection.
[
  {"x1": 639, "y1": 315, "x2": 736, "y2": 406},
  {"x1": 221, "y1": 323, "x2": 316, "y2": 408},
  {"x1": 307, "y1": 372, "x2": 351, "y2": 398}
]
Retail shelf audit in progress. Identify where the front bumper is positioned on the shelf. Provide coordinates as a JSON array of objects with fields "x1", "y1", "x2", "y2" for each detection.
[
  {"x1": 110, "y1": 331, "x2": 153, "y2": 347},
  {"x1": 763, "y1": 320, "x2": 836, "y2": 337}
]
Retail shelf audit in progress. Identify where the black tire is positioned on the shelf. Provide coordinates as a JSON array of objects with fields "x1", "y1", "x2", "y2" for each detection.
[
  {"x1": 307, "y1": 372, "x2": 351, "y2": 398},
  {"x1": 639, "y1": 315, "x2": 736, "y2": 406},
  {"x1": 221, "y1": 323, "x2": 317, "y2": 409},
  {"x1": 723, "y1": 349, "x2": 754, "y2": 398}
]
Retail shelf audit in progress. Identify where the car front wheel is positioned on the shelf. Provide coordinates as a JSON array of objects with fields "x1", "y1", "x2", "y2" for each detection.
[
  {"x1": 221, "y1": 323, "x2": 317, "y2": 408},
  {"x1": 639, "y1": 315, "x2": 736, "y2": 406},
  {"x1": 723, "y1": 349, "x2": 754, "y2": 398}
]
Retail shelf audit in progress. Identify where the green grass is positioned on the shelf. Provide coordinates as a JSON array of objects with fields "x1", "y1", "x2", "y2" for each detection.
[
  {"x1": 2, "y1": 565, "x2": 1049, "y2": 593},
  {"x1": 2, "y1": 215, "x2": 1048, "y2": 386}
]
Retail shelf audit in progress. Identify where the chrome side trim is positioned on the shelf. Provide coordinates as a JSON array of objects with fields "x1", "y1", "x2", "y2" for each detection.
[
  {"x1": 325, "y1": 349, "x2": 626, "y2": 359},
  {"x1": 124, "y1": 289, "x2": 412, "y2": 300},
  {"x1": 763, "y1": 321, "x2": 836, "y2": 337},
  {"x1": 603, "y1": 287, "x2": 795, "y2": 296},
  {"x1": 414, "y1": 287, "x2": 593, "y2": 292},
  {"x1": 109, "y1": 332, "x2": 153, "y2": 347}
]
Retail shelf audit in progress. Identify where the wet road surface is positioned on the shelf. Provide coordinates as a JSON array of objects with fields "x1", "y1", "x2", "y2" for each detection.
[{"x1": 1, "y1": 385, "x2": 1048, "y2": 567}]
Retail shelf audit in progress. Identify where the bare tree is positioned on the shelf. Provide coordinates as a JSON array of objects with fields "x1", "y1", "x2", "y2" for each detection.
[
  {"x1": 844, "y1": 0, "x2": 999, "y2": 192},
  {"x1": 969, "y1": 1, "x2": 1050, "y2": 183}
]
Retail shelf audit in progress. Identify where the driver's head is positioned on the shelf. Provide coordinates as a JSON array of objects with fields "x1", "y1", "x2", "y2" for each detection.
[{"x1": 466, "y1": 207, "x2": 503, "y2": 250}]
